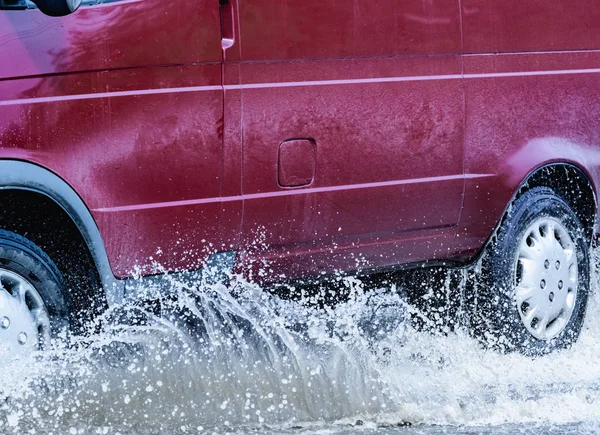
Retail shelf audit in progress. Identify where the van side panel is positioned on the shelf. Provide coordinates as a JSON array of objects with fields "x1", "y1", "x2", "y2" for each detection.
[
  {"x1": 455, "y1": 2, "x2": 600, "y2": 259},
  {"x1": 0, "y1": 0, "x2": 241, "y2": 278},
  {"x1": 234, "y1": 0, "x2": 466, "y2": 281}
]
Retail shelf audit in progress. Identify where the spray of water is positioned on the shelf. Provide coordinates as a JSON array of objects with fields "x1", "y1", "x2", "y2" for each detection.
[{"x1": 1, "y1": 251, "x2": 600, "y2": 434}]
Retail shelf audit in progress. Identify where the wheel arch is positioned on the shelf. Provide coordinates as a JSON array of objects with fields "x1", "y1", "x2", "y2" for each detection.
[
  {"x1": 0, "y1": 159, "x2": 121, "y2": 306},
  {"x1": 459, "y1": 161, "x2": 598, "y2": 271},
  {"x1": 514, "y1": 163, "x2": 597, "y2": 240}
]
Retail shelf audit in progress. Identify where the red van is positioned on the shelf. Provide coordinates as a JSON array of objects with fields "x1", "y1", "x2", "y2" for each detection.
[{"x1": 0, "y1": 0, "x2": 599, "y2": 357}]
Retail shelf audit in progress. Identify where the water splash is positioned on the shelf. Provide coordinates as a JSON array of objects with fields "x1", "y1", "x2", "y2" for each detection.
[{"x1": 1, "y1": 252, "x2": 600, "y2": 434}]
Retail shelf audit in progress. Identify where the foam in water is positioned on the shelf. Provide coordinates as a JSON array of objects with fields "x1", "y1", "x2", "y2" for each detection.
[{"x1": 1, "y1": 251, "x2": 600, "y2": 434}]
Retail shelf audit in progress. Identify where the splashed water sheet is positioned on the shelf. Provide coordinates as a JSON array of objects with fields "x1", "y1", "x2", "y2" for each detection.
[{"x1": 1, "y1": 250, "x2": 600, "y2": 434}]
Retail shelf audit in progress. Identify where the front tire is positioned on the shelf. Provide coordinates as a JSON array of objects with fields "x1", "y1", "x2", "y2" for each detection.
[
  {"x1": 0, "y1": 230, "x2": 72, "y2": 358},
  {"x1": 470, "y1": 187, "x2": 590, "y2": 355}
]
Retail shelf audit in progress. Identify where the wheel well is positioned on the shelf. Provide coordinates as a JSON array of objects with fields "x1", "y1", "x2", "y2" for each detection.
[
  {"x1": 0, "y1": 189, "x2": 106, "y2": 328},
  {"x1": 517, "y1": 164, "x2": 596, "y2": 239}
]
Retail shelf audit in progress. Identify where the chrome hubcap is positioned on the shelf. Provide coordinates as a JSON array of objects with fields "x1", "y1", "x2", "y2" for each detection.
[
  {"x1": 514, "y1": 217, "x2": 578, "y2": 340},
  {"x1": 0, "y1": 269, "x2": 50, "y2": 359}
]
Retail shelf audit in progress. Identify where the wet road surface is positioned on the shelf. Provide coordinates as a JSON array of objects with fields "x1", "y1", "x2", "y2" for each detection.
[{"x1": 1, "y1": 257, "x2": 600, "y2": 434}]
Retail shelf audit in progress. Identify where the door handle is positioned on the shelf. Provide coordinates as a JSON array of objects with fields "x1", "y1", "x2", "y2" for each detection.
[{"x1": 220, "y1": 0, "x2": 235, "y2": 51}]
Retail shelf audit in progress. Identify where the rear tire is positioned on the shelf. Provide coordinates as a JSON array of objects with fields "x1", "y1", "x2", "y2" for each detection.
[
  {"x1": 0, "y1": 229, "x2": 72, "y2": 356},
  {"x1": 469, "y1": 187, "x2": 590, "y2": 355}
]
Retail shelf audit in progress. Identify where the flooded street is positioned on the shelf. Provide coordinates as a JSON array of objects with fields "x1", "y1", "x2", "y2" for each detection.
[{"x1": 2, "y1": 253, "x2": 600, "y2": 435}]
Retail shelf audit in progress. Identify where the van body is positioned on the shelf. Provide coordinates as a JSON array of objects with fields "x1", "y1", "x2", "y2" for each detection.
[{"x1": 0, "y1": 0, "x2": 599, "y2": 354}]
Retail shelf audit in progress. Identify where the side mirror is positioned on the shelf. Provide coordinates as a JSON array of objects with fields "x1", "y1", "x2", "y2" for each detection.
[{"x1": 31, "y1": 0, "x2": 81, "y2": 16}]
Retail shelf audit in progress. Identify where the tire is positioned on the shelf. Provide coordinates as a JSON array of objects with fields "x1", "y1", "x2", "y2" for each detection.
[
  {"x1": 0, "y1": 229, "x2": 73, "y2": 355},
  {"x1": 469, "y1": 186, "x2": 590, "y2": 356}
]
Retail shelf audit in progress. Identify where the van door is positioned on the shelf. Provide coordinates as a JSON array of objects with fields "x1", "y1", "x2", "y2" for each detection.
[
  {"x1": 233, "y1": 0, "x2": 465, "y2": 281},
  {"x1": 0, "y1": 0, "x2": 240, "y2": 277}
]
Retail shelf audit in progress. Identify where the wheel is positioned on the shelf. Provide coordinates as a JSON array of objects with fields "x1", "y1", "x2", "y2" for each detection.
[
  {"x1": 0, "y1": 229, "x2": 72, "y2": 358},
  {"x1": 469, "y1": 186, "x2": 590, "y2": 355}
]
